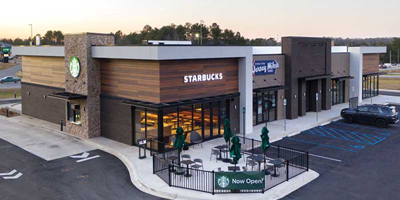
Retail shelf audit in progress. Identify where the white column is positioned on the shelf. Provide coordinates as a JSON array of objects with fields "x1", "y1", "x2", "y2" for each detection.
[{"x1": 238, "y1": 56, "x2": 253, "y2": 135}]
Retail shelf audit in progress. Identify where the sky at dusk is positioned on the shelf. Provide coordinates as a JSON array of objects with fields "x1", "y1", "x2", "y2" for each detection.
[{"x1": 2, "y1": 0, "x2": 400, "y2": 40}]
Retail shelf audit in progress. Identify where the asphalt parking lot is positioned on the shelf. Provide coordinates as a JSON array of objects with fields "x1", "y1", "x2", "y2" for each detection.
[
  {"x1": 0, "y1": 139, "x2": 164, "y2": 200},
  {"x1": 275, "y1": 119, "x2": 400, "y2": 200}
]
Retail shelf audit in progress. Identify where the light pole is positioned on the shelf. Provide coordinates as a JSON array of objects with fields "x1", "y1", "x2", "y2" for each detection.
[
  {"x1": 200, "y1": 20, "x2": 204, "y2": 45},
  {"x1": 29, "y1": 24, "x2": 33, "y2": 46}
]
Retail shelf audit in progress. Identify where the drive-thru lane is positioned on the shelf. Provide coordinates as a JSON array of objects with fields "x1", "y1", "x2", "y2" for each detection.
[
  {"x1": 275, "y1": 119, "x2": 400, "y2": 200},
  {"x1": 0, "y1": 139, "x2": 164, "y2": 200}
]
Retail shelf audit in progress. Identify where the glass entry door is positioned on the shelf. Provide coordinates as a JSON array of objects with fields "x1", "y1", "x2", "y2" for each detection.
[{"x1": 253, "y1": 91, "x2": 277, "y2": 126}]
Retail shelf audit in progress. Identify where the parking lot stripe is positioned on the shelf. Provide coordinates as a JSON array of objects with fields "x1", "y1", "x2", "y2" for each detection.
[
  {"x1": 284, "y1": 137, "x2": 359, "y2": 153},
  {"x1": 309, "y1": 153, "x2": 342, "y2": 162}
]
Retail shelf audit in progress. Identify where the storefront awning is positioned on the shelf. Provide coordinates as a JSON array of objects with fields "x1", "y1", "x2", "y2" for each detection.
[
  {"x1": 47, "y1": 92, "x2": 87, "y2": 100},
  {"x1": 121, "y1": 93, "x2": 240, "y2": 109},
  {"x1": 331, "y1": 76, "x2": 354, "y2": 80},
  {"x1": 299, "y1": 74, "x2": 332, "y2": 81},
  {"x1": 253, "y1": 85, "x2": 288, "y2": 93}
]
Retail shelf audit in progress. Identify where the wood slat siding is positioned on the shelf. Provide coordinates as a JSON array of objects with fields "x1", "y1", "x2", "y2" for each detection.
[
  {"x1": 159, "y1": 58, "x2": 239, "y2": 102},
  {"x1": 22, "y1": 56, "x2": 65, "y2": 88},
  {"x1": 363, "y1": 54, "x2": 379, "y2": 75},
  {"x1": 100, "y1": 59, "x2": 161, "y2": 103}
]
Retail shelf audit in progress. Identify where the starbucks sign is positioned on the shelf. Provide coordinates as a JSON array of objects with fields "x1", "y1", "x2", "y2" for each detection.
[
  {"x1": 69, "y1": 57, "x2": 80, "y2": 78},
  {"x1": 215, "y1": 171, "x2": 265, "y2": 190}
]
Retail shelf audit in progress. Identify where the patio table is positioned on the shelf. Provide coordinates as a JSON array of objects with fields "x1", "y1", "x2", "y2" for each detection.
[
  {"x1": 166, "y1": 156, "x2": 178, "y2": 172},
  {"x1": 247, "y1": 154, "x2": 267, "y2": 173},
  {"x1": 181, "y1": 160, "x2": 195, "y2": 177},
  {"x1": 213, "y1": 145, "x2": 228, "y2": 160},
  {"x1": 268, "y1": 158, "x2": 284, "y2": 177}
]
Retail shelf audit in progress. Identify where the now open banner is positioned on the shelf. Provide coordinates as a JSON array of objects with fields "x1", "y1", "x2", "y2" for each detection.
[{"x1": 215, "y1": 171, "x2": 265, "y2": 190}]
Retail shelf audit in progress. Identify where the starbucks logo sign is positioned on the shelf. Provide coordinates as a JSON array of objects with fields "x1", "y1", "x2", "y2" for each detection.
[
  {"x1": 217, "y1": 175, "x2": 230, "y2": 188},
  {"x1": 69, "y1": 57, "x2": 80, "y2": 78}
]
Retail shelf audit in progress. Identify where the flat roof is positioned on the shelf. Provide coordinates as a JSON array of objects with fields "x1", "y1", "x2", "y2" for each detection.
[{"x1": 12, "y1": 46, "x2": 64, "y2": 57}]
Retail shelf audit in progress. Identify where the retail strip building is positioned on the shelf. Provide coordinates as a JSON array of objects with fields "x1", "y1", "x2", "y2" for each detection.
[{"x1": 12, "y1": 33, "x2": 386, "y2": 149}]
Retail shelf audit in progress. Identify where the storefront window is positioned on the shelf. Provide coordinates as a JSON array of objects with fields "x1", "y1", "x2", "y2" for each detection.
[
  {"x1": 362, "y1": 75, "x2": 379, "y2": 99},
  {"x1": 163, "y1": 107, "x2": 178, "y2": 144},
  {"x1": 146, "y1": 109, "x2": 158, "y2": 140},
  {"x1": 220, "y1": 100, "x2": 227, "y2": 135},
  {"x1": 203, "y1": 103, "x2": 211, "y2": 139},
  {"x1": 212, "y1": 102, "x2": 219, "y2": 136},
  {"x1": 193, "y1": 104, "x2": 202, "y2": 132},
  {"x1": 134, "y1": 108, "x2": 145, "y2": 143},
  {"x1": 131, "y1": 96, "x2": 235, "y2": 150},
  {"x1": 180, "y1": 105, "x2": 193, "y2": 133}
]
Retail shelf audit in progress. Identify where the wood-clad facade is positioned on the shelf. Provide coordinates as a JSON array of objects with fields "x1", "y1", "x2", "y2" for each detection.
[
  {"x1": 22, "y1": 56, "x2": 65, "y2": 88},
  {"x1": 100, "y1": 59, "x2": 161, "y2": 103},
  {"x1": 363, "y1": 54, "x2": 380, "y2": 75},
  {"x1": 159, "y1": 58, "x2": 238, "y2": 102},
  {"x1": 100, "y1": 58, "x2": 239, "y2": 103}
]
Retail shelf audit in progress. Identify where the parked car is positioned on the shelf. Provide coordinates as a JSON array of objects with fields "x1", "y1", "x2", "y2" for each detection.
[
  {"x1": 0, "y1": 76, "x2": 21, "y2": 83},
  {"x1": 341, "y1": 104, "x2": 399, "y2": 128}
]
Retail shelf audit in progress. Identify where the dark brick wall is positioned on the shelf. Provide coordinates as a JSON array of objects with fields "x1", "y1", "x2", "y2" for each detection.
[
  {"x1": 282, "y1": 37, "x2": 332, "y2": 119},
  {"x1": 21, "y1": 82, "x2": 66, "y2": 125},
  {"x1": 100, "y1": 96, "x2": 133, "y2": 145}
]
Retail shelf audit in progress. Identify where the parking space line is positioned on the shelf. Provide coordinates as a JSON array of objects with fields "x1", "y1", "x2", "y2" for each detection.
[
  {"x1": 309, "y1": 153, "x2": 342, "y2": 162},
  {"x1": 284, "y1": 137, "x2": 358, "y2": 153}
]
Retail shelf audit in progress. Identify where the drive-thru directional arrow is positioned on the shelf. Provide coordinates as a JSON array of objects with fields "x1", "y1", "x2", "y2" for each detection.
[
  {"x1": 70, "y1": 152, "x2": 90, "y2": 159},
  {"x1": 70, "y1": 152, "x2": 100, "y2": 163},
  {"x1": 0, "y1": 169, "x2": 23, "y2": 179}
]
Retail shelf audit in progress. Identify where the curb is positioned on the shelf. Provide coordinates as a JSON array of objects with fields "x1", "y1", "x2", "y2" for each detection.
[{"x1": 84, "y1": 140, "x2": 178, "y2": 200}]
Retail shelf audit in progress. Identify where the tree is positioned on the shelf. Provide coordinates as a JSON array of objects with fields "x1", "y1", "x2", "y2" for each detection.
[{"x1": 210, "y1": 23, "x2": 222, "y2": 45}]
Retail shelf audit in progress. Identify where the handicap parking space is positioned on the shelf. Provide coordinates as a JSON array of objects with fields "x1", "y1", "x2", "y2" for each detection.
[
  {"x1": 276, "y1": 120, "x2": 400, "y2": 200},
  {"x1": 276, "y1": 119, "x2": 399, "y2": 161}
]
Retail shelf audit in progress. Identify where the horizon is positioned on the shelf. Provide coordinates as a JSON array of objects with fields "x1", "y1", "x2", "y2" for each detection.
[{"x1": 1, "y1": 0, "x2": 400, "y2": 40}]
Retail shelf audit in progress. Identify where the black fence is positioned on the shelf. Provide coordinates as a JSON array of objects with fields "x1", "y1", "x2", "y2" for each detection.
[{"x1": 152, "y1": 136, "x2": 309, "y2": 194}]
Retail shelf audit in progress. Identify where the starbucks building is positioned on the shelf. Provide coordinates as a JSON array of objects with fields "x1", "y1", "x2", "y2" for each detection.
[{"x1": 12, "y1": 33, "x2": 386, "y2": 150}]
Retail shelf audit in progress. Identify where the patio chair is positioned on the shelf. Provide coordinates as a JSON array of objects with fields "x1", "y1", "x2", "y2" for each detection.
[
  {"x1": 181, "y1": 154, "x2": 191, "y2": 161},
  {"x1": 242, "y1": 166, "x2": 248, "y2": 172},
  {"x1": 190, "y1": 131, "x2": 203, "y2": 149},
  {"x1": 275, "y1": 158, "x2": 286, "y2": 176},
  {"x1": 246, "y1": 159, "x2": 258, "y2": 171},
  {"x1": 210, "y1": 149, "x2": 220, "y2": 163},
  {"x1": 191, "y1": 158, "x2": 204, "y2": 170}
]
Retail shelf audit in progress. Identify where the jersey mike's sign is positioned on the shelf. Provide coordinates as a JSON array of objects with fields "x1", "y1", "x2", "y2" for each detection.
[
  {"x1": 253, "y1": 60, "x2": 279, "y2": 76},
  {"x1": 183, "y1": 73, "x2": 223, "y2": 83}
]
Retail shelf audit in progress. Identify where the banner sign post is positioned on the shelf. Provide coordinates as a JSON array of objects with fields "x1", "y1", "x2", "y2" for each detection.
[
  {"x1": 215, "y1": 171, "x2": 265, "y2": 190},
  {"x1": 253, "y1": 60, "x2": 279, "y2": 76}
]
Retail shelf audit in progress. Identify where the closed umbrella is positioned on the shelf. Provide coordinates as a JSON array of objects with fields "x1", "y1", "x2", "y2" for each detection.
[
  {"x1": 261, "y1": 127, "x2": 271, "y2": 174},
  {"x1": 223, "y1": 119, "x2": 233, "y2": 162},
  {"x1": 173, "y1": 126, "x2": 185, "y2": 165},
  {"x1": 230, "y1": 135, "x2": 242, "y2": 171}
]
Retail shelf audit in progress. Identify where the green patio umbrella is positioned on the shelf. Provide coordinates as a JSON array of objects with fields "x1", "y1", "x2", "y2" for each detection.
[
  {"x1": 223, "y1": 119, "x2": 234, "y2": 162},
  {"x1": 230, "y1": 135, "x2": 242, "y2": 171},
  {"x1": 261, "y1": 127, "x2": 271, "y2": 173},
  {"x1": 223, "y1": 118, "x2": 233, "y2": 144},
  {"x1": 173, "y1": 126, "x2": 185, "y2": 165}
]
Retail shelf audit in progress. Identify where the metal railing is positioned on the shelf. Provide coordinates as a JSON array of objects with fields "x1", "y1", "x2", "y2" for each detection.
[{"x1": 152, "y1": 136, "x2": 309, "y2": 194}]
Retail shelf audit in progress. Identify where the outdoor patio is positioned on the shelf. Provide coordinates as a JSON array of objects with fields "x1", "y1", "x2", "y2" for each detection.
[{"x1": 152, "y1": 135, "x2": 308, "y2": 194}]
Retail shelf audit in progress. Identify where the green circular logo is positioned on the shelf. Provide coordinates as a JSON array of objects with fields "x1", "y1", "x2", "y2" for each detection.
[
  {"x1": 69, "y1": 57, "x2": 80, "y2": 78},
  {"x1": 217, "y1": 175, "x2": 230, "y2": 188}
]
